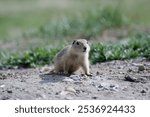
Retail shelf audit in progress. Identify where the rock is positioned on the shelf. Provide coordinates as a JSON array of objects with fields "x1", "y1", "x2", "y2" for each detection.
[
  {"x1": 74, "y1": 81, "x2": 83, "y2": 85},
  {"x1": 96, "y1": 71, "x2": 100, "y2": 75},
  {"x1": 70, "y1": 75, "x2": 81, "y2": 81},
  {"x1": 98, "y1": 84, "x2": 107, "y2": 89},
  {"x1": 65, "y1": 87, "x2": 76, "y2": 93},
  {"x1": 141, "y1": 90, "x2": 146, "y2": 93},
  {"x1": 36, "y1": 93, "x2": 47, "y2": 99},
  {"x1": 75, "y1": 90, "x2": 81, "y2": 94},
  {"x1": 122, "y1": 86, "x2": 128, "y2": 91},
  {"x1": 110, "y1": 84, "x2": 119, "y2": 91},
  {"x1": 145, "y1": 88, "x2": 148, "y2": 91},
  {"x1": 124, "y1": 74, "x2": 147, "y2": 83},
  {"x1": 124, "y1": 74, "x2": 138, "y2": 82},
  {"x1": 59, "y1": 91, "x2": 69, "y2": 96},
  {"x1": 55, "y1": 92, "x2": 59, "y2": 95},
  {"x1": 20, "y1": 79, "x2": 26, "y2": 82},
  {"x1": 91, "y1": 82, "x2": 96, "y2": 86},
  {"x1": 138, "y1": 65, "x2": 145, "y2": 71},
  {"x1": 63, "y1": 78, "x2": 74, "y2": 82},
  {"x1": 7, "y1": 90, "x2": 13, "y2": 93},
  {"x1": 132, "y1": 63, "x2": 142, "y2": 66},
  {"x1": 92, "y1": 96, "x2": 98, "y2": 99},
  {"x1": 0, "y1": 73, "x2": 7, "y2": 79},
  {"x1": 7, "y1": 72, "x2": 15, "y2": 76},
  {"x1": 98, "y1": 83, "x2": 119, "y2": 91},
  {"x1": 0, "y1": 85, "x2": 5, "y2": 88}
]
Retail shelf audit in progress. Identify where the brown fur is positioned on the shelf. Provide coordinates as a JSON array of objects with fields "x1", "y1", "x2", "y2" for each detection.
[{"x1": 53, "y1": 39, "x2": 91, "y2": 76}]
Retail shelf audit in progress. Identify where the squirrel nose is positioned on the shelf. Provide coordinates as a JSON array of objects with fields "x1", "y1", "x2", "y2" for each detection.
[{"x1": 83, "y1": 47, "x2": 87, "y2": 51}]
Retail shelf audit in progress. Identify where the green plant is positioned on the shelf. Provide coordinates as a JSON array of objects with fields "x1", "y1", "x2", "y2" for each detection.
[
  {"x1": 89, "y1": 32, "x2": 150, "y2": 63},
  {"x1": 5, "y1": 48, "x2": 60, "y2": 68},
  {"x1": 1, "y1": 32, "x2": 150, "y2": 68},
  {"x1": 26, "y1": 7, "x2": 128, "y2": 39},
  {"x1": 90, "y1": 43, "x2": 106, "y2": 64}
]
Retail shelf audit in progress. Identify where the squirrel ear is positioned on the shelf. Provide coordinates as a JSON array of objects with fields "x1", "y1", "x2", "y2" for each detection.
[{"x1": 72, "y1": 40, "x2": 76, "y2": 45}]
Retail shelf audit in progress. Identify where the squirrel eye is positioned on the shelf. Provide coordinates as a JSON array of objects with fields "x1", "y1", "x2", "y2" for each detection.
[
  {"x1": 76, "y1": 42, "x2": 79, "y2": 45},
  {"x1": 72, "y1": 40, "x2": 76, "y2": 45}
]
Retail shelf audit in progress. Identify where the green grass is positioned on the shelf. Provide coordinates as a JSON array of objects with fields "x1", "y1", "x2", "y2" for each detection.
[
  {"x1": 0, "y1": 4, "x2": 130, "y2": 53},
  {"x1": 90, "y1": 32, "x2": 150, "y2": 64},
  {"x1": 0, "y1": 0, "x2": 150, "y2": 39},
  {"x1": 25, "y1": 6, "x2": 128, "y2": 40},
  {"x1": 5, "y1": 48, "x2": 61, "y2": 68},
  {"x1": 1, "y1": 32, "x2": 149, "y2": 68}
]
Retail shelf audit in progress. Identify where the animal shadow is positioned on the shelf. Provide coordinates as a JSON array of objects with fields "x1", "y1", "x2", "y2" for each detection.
[{"x1": 39, "y1": 73, "x2": 67, "y2": 84}]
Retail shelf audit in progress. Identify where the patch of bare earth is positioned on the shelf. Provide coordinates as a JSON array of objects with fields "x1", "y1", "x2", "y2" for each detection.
[{"x1": 0, "y1": 58, "x2": 150, "y2": 100}]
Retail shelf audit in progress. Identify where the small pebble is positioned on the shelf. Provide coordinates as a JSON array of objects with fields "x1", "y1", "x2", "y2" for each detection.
[
  {"x1": 96, "y1": 71, "x2": 100, "y2": 75},
  {"x1": 7, "y1": 90, "x2": 13, "y2": 93},
  {"x1": 110, "y1": 84, "x2": 119, "y2": 91},
  {"x1": 70, "y1": 75, "x2": 80, "y2": 81},
  {"x1": 141, "y1": 90, "x2": 146, "y2": 93},
  {"x1": 59, "y1": 91, "x2": 69, "y2": 96},
  {"x1": 92, "y1": 96, "x2": 98, "y2": 99},
  {"x1": 0, "y1": 85, "x2": 5, "y2": 88},
  {"x1": 65, "y1": 87, "x2": 76, "y2": 93},
  {"x1": 124, "y1": 74, "x2": 138, "y2": 82},
  {"x1": 20, "y1": 79, "x2": 26, "y2": 82},
  {"x1": 138, "y1": 65, "x2": 145, "y2": 71},
  {"x1": 63, "y1": 78, "x2": 74, "y2": 82},
  {"x1": 74, "y1": 81, "x2": 83, "y2": 85},
  {"x1": 127, "y1": 68, "x2": 132, "y2": 72},
  {"x1": 0, "y1": 73, "x2": 7, "y2": 79},
  {"x1": 41, "y1": 94, "x2": 47, "y2": 99}
]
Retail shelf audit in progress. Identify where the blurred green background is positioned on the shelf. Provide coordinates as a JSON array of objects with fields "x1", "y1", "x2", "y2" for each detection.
[
  {"x1": 0, "y1": 0, "x2": 150, "y2": 68},
  {"x1": 1, "y1": 1, "x2": 150, "y2": 36}
]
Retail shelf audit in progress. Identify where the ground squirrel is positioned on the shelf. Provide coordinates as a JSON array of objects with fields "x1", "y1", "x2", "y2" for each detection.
[{"x1": 53, "y1": 39, "x2": 91, "y2": 76}]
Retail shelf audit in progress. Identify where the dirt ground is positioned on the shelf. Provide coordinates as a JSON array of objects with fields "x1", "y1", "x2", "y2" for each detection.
[{"x1": 0, "y1": 58, "x2": 150, "y2": 100}]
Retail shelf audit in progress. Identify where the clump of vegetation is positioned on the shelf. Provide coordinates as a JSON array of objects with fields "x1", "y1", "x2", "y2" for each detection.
[
  {"x1": 0, "y1": 32, "x2": 149, "y2": 68},
  {"x1": 26, "y1": 7, "x2": 128, "y2": 39},
  {"x1": 90, "y1": 32, "x2": 150, "y2": 64},
  {"x1": 4, "y1": 48, "x2": 60, "y2": 68}
]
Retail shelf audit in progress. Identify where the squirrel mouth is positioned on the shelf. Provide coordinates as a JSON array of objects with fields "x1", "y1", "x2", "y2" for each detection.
[{"x1": 83, "y1": 47, "x2": 87, "y2": 52}]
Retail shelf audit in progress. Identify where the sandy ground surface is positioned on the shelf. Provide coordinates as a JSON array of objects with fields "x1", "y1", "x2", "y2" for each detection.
[{"x1": 0, "y1": 58, "x2": 150, "y2": 100}]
